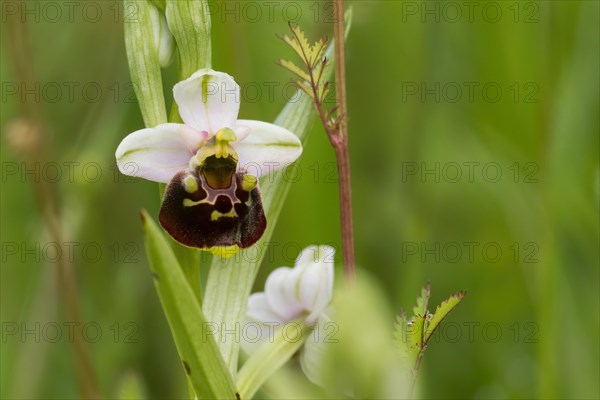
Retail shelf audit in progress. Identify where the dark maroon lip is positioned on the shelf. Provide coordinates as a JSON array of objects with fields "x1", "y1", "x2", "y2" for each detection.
[{"x1": 159, "y1": 169, "x2": 267, "y2": 250}]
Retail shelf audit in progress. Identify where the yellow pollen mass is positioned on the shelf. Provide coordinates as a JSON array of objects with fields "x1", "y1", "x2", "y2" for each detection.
[
  {"x1": 215, "y1": 128, "x2": 237, "y2": 158},
  {"x1": 209, "y1": 245, "x2": 240, "y2": 258},
  {"x1": 241, "y1": 175, "x2": 257, "y2": 191},
  {"x1": 183, "y1": 175, "x2": 198, "y2": 193}
]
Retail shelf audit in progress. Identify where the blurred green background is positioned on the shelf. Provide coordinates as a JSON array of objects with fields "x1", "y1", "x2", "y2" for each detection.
[{"x1": 1, "y1": 0, "x2": 598, "y2": 398}]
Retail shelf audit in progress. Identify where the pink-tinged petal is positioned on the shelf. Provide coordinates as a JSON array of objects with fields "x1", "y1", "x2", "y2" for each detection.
[
  {"x1": 234, "y1": 120, "x2": 302, "y2": 178},
  {"x1": 233, "y1": 125, "x2": 251, "y2": 142},
  {"x1": 173, "y1": 69, "x2": 240, "y2": 133},
  {"x1": 115, "y1": 123, "x2": 206, "y2": 183},
  {"x1": 264, "y1": 267, "x2": 304, "y2": 321}
]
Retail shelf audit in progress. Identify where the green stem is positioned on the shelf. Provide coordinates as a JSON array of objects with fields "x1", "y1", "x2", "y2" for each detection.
[{"x1": 170, "y1": 241, "x2": 202, "y2": 304}]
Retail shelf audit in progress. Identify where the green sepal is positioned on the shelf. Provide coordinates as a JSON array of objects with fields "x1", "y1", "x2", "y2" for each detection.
[{"x1": 166, "y1": 0, "x2": 211, "y2": 79}]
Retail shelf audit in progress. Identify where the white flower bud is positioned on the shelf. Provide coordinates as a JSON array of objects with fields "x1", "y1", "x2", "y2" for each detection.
[
  {"x1": 149, "y1": 3, "x2": 175, "y2": 68},
  {"x1": 241, "y1": 245, "x2": 335, "y2": 383}
]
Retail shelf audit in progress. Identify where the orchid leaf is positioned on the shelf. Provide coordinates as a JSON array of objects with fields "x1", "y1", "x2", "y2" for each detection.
[
  {"x1": 236, "y1": 322, "x2": 311, "y2": 399},
  {"x1": 124, "y1": 0, "x2": 167, "y2": 127},
  {"x1": 166, "y1": 0, "x2": 211, "y2": 78},
  {"x1": 141, "y1": 210, "x2": 236, "y2": 399}
]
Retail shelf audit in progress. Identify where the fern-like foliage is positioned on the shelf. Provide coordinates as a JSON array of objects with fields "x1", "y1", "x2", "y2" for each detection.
[
  {"x1": 277, "y1": 23, "x2": 339, "y2": 132},
  {"x1": 394, "y1": 283, "x2": 466, "y2": 371}
]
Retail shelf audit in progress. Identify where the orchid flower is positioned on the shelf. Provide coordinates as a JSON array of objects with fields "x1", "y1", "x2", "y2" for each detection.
[
  {"x1": 115, "y1": 69, "x2": 302, "y2": 255},
  {"x1": 242, "y1": 245, "x2": 335, "y2": 383}
]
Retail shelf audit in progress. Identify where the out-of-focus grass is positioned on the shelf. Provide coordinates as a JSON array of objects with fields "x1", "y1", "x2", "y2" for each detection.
[{"x1": 1, "y1": 1, "x2": 598, "y2": 399}]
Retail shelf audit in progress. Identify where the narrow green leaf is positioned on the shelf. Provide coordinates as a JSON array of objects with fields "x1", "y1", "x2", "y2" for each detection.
[
  {"x1": 236, "y1": 322, "x2": 311, "y2": 399},
  {"x1": 424, "y1": 291, "x2": 466, "y2": 342},
  {"x1": 166, "y1": 0, "x2": 211, "y2": 80},
  {"x1": 148, "y1": 0, "x2": 166, "y2": 13},
  {"x1": 141, "y1": 210, "x2": 236, "y2": 400},
  {"x1": 170, "y1": 238, "x2": 202, "y2": 304},
  {"x1": 124, "y1": 0, "x2": 167, "y2": 127}
]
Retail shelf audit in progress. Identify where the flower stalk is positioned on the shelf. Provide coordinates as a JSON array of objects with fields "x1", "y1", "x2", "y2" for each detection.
[
  {"x1": 278, "y1": 4, "x2": 356, "y2": 281},
  {"x1": 203, "y1": 26, "x2": 349, "y2": 373},
  {"x1": 332, "y1": 0, "x2": 356, "y2": 280}
]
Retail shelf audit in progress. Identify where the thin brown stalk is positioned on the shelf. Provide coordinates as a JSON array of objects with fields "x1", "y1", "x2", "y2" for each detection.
[
  {"x1": 332, "y1": 0, "x2": 356, "y2": 280},
  {"x1": 280, "y1": 4, "x2": 356, "y2": 280},
  {"x1": 6, "y1": 17, "x2": 101, "y2": 400}
]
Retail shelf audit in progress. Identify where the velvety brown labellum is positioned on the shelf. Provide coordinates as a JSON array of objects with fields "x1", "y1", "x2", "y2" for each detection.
[{"x1": 159, "y1": 169, "x2": 267, "y2": 249}]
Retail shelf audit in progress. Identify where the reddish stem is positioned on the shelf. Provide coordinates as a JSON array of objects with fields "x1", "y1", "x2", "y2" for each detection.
[{"x1": 332, "y1": 0, "x2": 356, "y2": 280}]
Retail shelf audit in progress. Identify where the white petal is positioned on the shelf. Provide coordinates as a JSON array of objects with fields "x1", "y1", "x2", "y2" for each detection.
[
  {"x1": 295, "y1": 244, "x2": 335, "y2": 267},
  {"x1": 300, "y1": 313, "x2": 332, "y2": 386},
  {"x1": 246, "y1": 293, "x2": 284, "y2": 323},
  {"x1": 173, "y1": 69, "x2": 240, "y2": 133},
  {"x1": 115, "y1": 123, "x2": 206, "y2": 183},
  {"x1": 233, "y1": 125, "x2": 251, "y2": 142},
  {"x1": 242, "y1": 293, "x2": 286, "y2": 354},
  {"x1": 234, "y1": 120, "x2": 302, "y2": 178},
  {"x1": 295, "y1": 246, "x2": 335, "y2": 324},
  {"x1": 264, "y1": 267, "x2": 304, "y2": 321}
]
